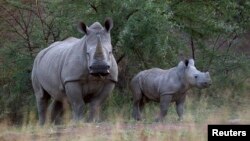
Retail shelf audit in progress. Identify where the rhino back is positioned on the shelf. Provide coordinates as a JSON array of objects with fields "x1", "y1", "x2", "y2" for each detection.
[{"x1": 134, "y1": 68, "x2": 165, "y2": 101}]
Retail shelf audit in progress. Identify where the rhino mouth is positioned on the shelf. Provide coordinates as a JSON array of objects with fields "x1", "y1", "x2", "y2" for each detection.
[
  {"x1": 89, "y1": 63, "x2": 110, "y2": 76},
  {"x1": 90, "y1": 69, "x2": 110, "y2": 76},
  {"x1": 198, "y1": 82, "x2": 212, "y2": 88}
]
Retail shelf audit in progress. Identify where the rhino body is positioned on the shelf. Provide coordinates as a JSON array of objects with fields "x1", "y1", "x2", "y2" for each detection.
[
  {"x1": 130, "y1": 59, "x2": 211, "y2": 121},
  {"x1": 31, "y1": 18, "x2": 118, "y2": 125}
]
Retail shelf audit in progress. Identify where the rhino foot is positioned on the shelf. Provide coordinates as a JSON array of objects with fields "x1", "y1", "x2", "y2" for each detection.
[
  {"x1": 154, "y1": 117, "x2": 165, "y2": 122},
  {"x1": 178, "y1": 117, "x2": 184, "y2": 122}
]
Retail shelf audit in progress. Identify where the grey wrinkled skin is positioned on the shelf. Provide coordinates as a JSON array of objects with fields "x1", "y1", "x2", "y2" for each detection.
[
  {"x1": 130, "y1": 59, "x2": 211, "y2": 122},
  {"x1": 31, "y1": 18, "x2": 118, "y2": 125}
]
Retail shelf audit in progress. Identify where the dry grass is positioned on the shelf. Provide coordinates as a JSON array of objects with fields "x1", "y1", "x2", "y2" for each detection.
[
  {"x1": 0, "y1": 122, "x2": 207, "y2": 141},
  {"x1": 0, "y1": 91, "x2": 249, "y2": 141}
]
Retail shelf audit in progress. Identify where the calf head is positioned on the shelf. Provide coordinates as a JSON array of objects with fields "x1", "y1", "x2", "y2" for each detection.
[
  {"x1": 78, "y1": 18, "x2": 113, "y2": 76},
  {"x1": 183, "y1": 59, "x2": 212, "y2": 88}
]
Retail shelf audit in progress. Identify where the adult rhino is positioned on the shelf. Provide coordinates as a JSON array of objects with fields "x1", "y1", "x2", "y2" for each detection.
[
  {"x1": 130, "y1": 59, "x2": 211, "y2": 122},
  {"x1": 31, "y1": 18, "x2": 118, "y2": 125}
]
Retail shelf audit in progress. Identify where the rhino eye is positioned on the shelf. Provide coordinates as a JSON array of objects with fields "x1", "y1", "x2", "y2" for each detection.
[{"x1": 194, "y1": 75, "x2": 198, "y2": 79}]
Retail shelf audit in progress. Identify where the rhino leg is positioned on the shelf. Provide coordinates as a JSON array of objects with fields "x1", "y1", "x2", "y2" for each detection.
[
  {"x1": 35, "y1": 89, "x2": 51, "y2": 125},
  {"x1": 50, "y1": 100, "x2": 64, "y2": 125},
  {"x1": 155, "y1": 94, "x2": 172, "y2": 122},
  {"x1": 87, "y1": 101, "x2": 100, "y2": 122},
  {"x1": 65, "y1": 82, "x2": 85, "y2": 121},
  {"x1": 87, "y1": 82, "x2": 115, "y2": 122},
  {"x1": 176, "y1": 95, "x2": 186, "y2": 121},
  {"x1": 139, "y1": 97, "x2": 146, "y2": 113},
  {"x1": 132, "y1": 100, "x2": 141, "y2": 121},
  {"x1": 132, "y1": 99, "x2": 146, "y2": 121},
  {"x1": 131, "y1": 86, "x2": 143, "y2": 120}
]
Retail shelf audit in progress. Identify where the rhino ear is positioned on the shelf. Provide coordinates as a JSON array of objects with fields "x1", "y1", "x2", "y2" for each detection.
[
  {"x1": 177, "y1": 60, "x2": 186, "y2": 69},
  {"x1": 206, "y1": 72, "x2": 210, "y2": 76},
  {"x1": 104, "y1": 17, "x2": 113, "y2": 32},
  {"x1": 184, "y1": 59, "x2": 195, "y2": 67},
  {"x1": 78, "y1": 22, "x2": 89, "y2": 34},
  {"x1": 184, "y1": 59, "x2": 189, "y2": 67},
  {"x1": 188, "y1": 59, "x2": 195, "y2": 66}
]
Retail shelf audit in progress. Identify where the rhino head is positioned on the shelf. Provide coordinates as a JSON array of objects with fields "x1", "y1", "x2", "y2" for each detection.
[
  {"x1": 78, "y1": 18, "x2": 113, "y2": 76},
  {"x1": 182, "y1": 59, "x2": 212, "y2": 88}
]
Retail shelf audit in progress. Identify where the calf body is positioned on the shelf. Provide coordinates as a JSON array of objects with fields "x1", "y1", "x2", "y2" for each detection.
[{"x1": 130, "y1": 59, "x2": 211, "y2": 121}]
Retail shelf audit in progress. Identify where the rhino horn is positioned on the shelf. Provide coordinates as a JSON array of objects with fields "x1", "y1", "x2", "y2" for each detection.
[{"x1": 94, "y1": 35, "x2": 105, "y2": 60}]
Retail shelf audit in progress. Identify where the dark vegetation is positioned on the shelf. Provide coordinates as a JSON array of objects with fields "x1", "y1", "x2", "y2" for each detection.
[{"x1": 0, "y1": 0, "x2": 250, "y2": 125}]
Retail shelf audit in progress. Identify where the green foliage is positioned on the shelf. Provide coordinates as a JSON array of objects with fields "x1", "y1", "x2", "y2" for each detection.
[{"x1": 0, "y1": 0, "x2": 249, "y2": 124}]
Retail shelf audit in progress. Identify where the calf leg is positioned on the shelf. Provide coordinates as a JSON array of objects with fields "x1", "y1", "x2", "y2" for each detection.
[
  {"x1": 132, "y1": 96, "x2": 146, "y2": 121},
  {"x1": 131, "y1": 85, "x2": 143, "y2": 121},
  {"x1": 87, "y1": 82, "x2": 115, "y2": 122},
  {"x1": 50, "y1": 100, "x2": 64, "y2": 125},
  {"x1": 35, "y1": 89, "x2": 50, "y2": 126},
  {"x1": 139, "y1": 96, "x2": 147, "y2": 112},
  {"x1": 176, "y1": 95, "x2": 186, "y2": 121},
  {"x1": 65, "y1": 82, "x2": 84, "y2": 122},
  {"x1": 132, "y1": 100, "x2": 142, "y2": 121},
  {"x1": 155, "y1": 95, "x2": 172, "y2": 122}
]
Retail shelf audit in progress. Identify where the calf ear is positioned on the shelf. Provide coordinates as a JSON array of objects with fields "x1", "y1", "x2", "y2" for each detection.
[
  {"x1": 177, "y1": 60, "x2": 186, "y2": 69},
  {"x1": 188, "y1": 59, "x2": 195, "y2": 66},
  {"x1": 78, "y1": 22, "x2": 89, "y2": 34},
  {"x1": 184, "y1": 59, "x2": 189, "y2": 67},
  {"x1": 104, "y1": 17, "x2": 113, "y2": 32},
  {"x1": 184, "y1": 59, "x2": 195, "y2": 67},
  {"x1": 206, "y1": 72, "x2": 210, "y2": 76}
]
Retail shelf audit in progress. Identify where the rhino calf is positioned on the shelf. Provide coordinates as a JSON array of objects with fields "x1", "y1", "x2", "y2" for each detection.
[
  {"x1": 31, "y1": 18, "x2": 118, "y2": 125},
  {"x1": 130, "y1": 59, "x2": 211, "y2": 121}
]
